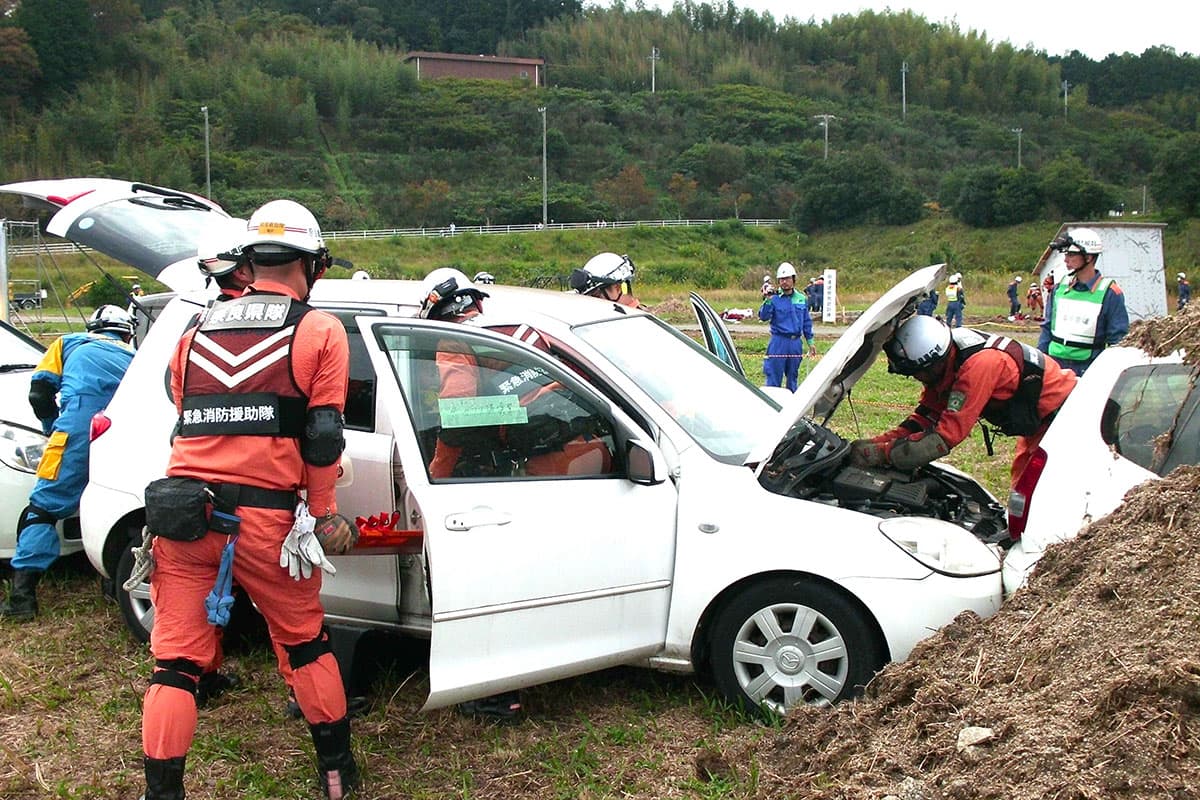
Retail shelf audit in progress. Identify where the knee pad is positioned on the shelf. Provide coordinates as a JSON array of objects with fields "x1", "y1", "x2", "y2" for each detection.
[
  {"x1": 148, "y1": 658, "x2": 204, "y2": 699},
  {"x1": 16, "y1": 504, "x2": 56, "y2": 538},
  {"x1": 285, "y1": 628, "x2": 333, "y2": 671}
]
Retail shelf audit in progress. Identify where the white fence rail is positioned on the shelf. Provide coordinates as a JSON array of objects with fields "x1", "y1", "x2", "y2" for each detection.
[{"x1": 3, "y1": 218, "x2": 787, "y2": 257}]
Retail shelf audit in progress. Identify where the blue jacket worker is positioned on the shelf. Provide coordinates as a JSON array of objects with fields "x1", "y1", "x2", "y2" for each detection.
[
  {"x1": 1038, "y1": 227, "x2": 1129, "y2": 377},
  {"x1": 1178, "y1": 272, "x2": 1191, "y2": 311},
  {"x1": 1, "y1": 306, "x2": 135, "y2": 621},
  {"x1": 917, "y1": 288, "x2": 939, "y2": 316},
  {"x1": 759, "y1": 262, "x2": 817, "y2": 392},
  {"x1": 945, "y1": 273, "x2": 966, "y2": 328},
  {"x1": 1007, "y1": 276, "x2": 1023, "y2": 317}
]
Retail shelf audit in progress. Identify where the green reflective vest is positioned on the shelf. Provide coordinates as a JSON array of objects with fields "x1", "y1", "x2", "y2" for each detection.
[{"x1": 1048, "y1": 277, "x2": 1113, "y2": 362}]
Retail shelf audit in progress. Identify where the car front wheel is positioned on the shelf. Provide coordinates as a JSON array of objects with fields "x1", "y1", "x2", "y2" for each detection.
[
  {"x1": 115, "y1": 538, "x2": 154, "y2": 644},
  {"x1": 708, "y1": 576, "x2": 885, "y2": 716}
]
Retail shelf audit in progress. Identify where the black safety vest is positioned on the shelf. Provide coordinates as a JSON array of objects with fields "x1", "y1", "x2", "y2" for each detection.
[
  {"x1": 952, "y1": 328, "x2": 1048, "y2": 436},
  {"x1": 178, "y1": 293, "x2": 312, "y2": 439}
]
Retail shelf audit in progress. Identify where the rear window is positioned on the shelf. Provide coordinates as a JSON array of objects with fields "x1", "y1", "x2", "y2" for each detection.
[{"x1": 1100, "y1": 363, "x2": 1200, "y2": 475}]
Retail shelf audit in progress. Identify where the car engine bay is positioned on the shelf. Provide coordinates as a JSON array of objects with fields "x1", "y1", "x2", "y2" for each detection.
[{"x1": 758, "y1": 418, "x2": 1009, "y2": 544}]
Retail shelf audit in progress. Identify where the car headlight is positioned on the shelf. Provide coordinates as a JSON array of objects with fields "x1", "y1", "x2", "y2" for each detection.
[
  {"x1": 878, "y1": 517, "x2": 1000, "y2": 577},
  {"x1": 0, "y1": 422, "x2": 47, "y2": 474}
]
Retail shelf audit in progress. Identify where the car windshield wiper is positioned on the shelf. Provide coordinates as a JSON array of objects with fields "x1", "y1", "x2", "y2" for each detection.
[
  {"x1": 0, "y1": 363, "x2": 38, "y2": 372},
  {"x1": 130, "y1": 182, "x2": 212, "y2": 211}
]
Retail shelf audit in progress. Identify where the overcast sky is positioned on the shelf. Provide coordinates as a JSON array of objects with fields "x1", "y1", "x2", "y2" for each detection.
[{"x1": 614, "y1": 1, "x2": 1198, "y2": 61}]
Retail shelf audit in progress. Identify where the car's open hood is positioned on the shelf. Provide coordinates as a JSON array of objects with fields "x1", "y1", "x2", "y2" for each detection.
[
  {"x1": 747, "y1": 263, "x2": 945, "y2": 467},
  {"x1": 1, "y1": 178, "x2": 228, "y2": 293}
]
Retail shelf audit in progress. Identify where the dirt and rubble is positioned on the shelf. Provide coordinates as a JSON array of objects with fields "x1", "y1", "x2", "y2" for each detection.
[{"x1": 743, "y1": 306, "x2": 1200, "y2": 799}]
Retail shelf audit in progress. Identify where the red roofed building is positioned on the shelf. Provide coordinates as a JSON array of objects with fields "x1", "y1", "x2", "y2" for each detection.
[{"x1": 403, "y1": 52, "x2": 544, "y2": 86}]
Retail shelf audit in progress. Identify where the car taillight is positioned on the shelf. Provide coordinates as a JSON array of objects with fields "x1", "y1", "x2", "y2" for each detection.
[
  {"x1": 1007, "y1": 446, "x2": 1048, "y2": 541},
  {"x1": 90, "y1": 412, "x2": 112, "y2": 441}
]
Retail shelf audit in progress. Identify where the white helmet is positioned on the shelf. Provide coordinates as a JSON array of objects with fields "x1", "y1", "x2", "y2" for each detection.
[
  {"x1": 418, "y1": 267, "x2": 488, "y2": 320},
  {"x1": 87, "y1": 304, "x2": 135, "y2": 338},
  {"x1": 1178, "y1": 272, "x2": 1187, "y2": 280},
  {"x1": 351, "y1": 270, "x2": 371, "y2": 280},
  {"x1": 196, "y1": 217, "x2": 248, "y2": 278},
  {"x1": 776, "y1": 262, "x2": 797, "y2": 280},
  {"x1": 1051, "y1": 227, "x2": 1104, "y2": 256},
  {"x1": 949, "y1": 273, "x2": 961, "y2": 284},
  {"x1": 1014, "y1": 276, "x2": 1023, "y2": 282},
  {"x1": 884, "y1": 315, "x2": 952, "y2": 376},
  {"x1": 570, "y1": 252, "x2": 635, "y2": 295},
  {"x1": 243, "y1": 199, "x2": 326, "y2": 263},
  {"x1": 473, "y1": 271, "x2": 496, "y2": 285}
]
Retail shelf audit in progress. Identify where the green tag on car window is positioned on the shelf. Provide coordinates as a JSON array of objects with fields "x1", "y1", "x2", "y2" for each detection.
[{"x1": 439, "y1": 395, "x2": 528, "y2": 428}]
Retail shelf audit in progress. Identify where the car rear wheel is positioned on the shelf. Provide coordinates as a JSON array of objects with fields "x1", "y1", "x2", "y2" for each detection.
[
  {"x1": 115, "y1": 539, "x2": 154, "y2": 643},
  {"x1": 708, "y1": 576, "x2": 885, "y2": 716}
]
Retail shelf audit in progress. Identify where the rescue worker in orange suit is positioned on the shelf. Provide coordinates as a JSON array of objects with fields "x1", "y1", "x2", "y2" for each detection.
[
  {"x1": 1026, "y1": 281, "x2": 1044, "y2": 320},
  {"x1": 849, "y1": 314, "x2": 1078, "y2": 491},
  {"x1": 139, "y1": 200, "x2": 361, "y2": 800},
  {"x1": 570, "y1": 251, "x2": 643, "y2": 309}
]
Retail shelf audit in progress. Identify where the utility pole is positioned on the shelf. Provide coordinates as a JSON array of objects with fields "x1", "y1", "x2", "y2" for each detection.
[
  {"x1": 537, "y1": 106, "x2": 548, "y2": 227},
  {"x1": 648, "y1": 46, "x2": 660, "y2": 93},
  {"x1": 1011, "y1": 127, "x2": 1023, "y2": 168},
  {"x1": 814, "y1": 114, "x2": 836, "y2": 160},
  {"x1": 901, "y1": 61, "x2": 908, "y2": 120},
  {"x1": 1061, "y1": 80, "x2": 1070, "y2": 118},
  {"x1": 201, "y1": 105, "x2": 211, "y2": 199}
]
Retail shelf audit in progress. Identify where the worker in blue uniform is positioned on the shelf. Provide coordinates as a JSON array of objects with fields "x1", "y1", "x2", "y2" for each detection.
[
  {"x1": 759, "y1": 261, "x2": 817, "y2": 392},
  {"x1": 1038, "y1": 227, "x2": 1128, "y2": 377},
  {"x1": 1, "y1": 305, "x2": 135, "y2": 621}
]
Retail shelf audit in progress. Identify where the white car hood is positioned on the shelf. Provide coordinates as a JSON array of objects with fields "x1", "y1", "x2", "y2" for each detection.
[
  {"x1": 748, "y1": 263, "x2": 945, "y2": 467},
  {"x1": 1, "y1": 178, "x2": 228, "y2": 293}
]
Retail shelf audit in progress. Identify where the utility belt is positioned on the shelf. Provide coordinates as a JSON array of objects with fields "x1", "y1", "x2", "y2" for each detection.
[
  {"x1": 145, "y1": 477, "x2": 297, "y2": 542},
  {"x1": 774, "y1": 333, "x2": 804, "y2": 340}
]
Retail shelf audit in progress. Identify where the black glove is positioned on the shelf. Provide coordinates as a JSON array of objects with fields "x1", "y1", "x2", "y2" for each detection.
[{"x1": 314, "y1": 513, "x2": 360, "y2": 555}]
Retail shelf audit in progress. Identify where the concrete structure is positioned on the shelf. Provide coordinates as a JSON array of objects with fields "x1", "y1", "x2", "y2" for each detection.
[
  {"x1": 1034, "y1": 221, "x2": 1168, "y2": 321},
  {"x1": 403, "y1": 52, "x2": 544, "y2": 85}
]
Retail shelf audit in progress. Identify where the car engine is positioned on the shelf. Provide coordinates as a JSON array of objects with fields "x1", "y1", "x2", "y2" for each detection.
[{"x1": 758, "y1": 418, "x2": 1009, "y2": 544}]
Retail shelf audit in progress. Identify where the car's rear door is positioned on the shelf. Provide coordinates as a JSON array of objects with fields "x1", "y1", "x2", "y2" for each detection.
[
  {"x1": 358, "y1": 317, "x2": 678, "y2": 709},
  {"x1": 689, "y1": 292, "x2": 745, "y2": 376}
]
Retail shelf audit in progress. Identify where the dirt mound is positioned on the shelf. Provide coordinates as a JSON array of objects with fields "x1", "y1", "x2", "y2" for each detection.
[
  {"x1": 1126, "y1": 302, "x2": 1200, "y2": 363},
  {"x1": 757, "y1": 465, "x2": 1200, "y2": 799}
]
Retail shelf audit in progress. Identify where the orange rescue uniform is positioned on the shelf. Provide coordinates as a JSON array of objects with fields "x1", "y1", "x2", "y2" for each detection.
[
  {"x1": 142, "y1": 278, "x2": 350, "y2": 761},
  {"x1": 872, "y1": 346, "x2": 1077, "y2": 487}
]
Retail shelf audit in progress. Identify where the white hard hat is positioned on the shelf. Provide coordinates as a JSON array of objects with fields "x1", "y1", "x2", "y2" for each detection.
[
  {"x1": 419, "y1": 267, "x2": 488, "y2": 319},
  {"x1": 473, "y1": 271, "x2": 496, "y2": 285},
  {"x1": 352, "y1": 270, "x2": 371, "y2": 280},
  {"x1": 884, "y1": 315, "x2": 952, "y2": 376},
  {"x1": 949, "y1": 273, "x2": 961, "y2": 283},
  {"x1": 242, "y1": 199, "x2": 325, "y2": 263},
  {"x1": 776, "y1": 262, "x2": 797, "y2": 280},
  {"x1": 1051, "y1": 227, "x2": 1104, "y2": 256},
  {"x1": 1178, "y1": 272, "x2": 1187, "y2": 280},
  {"x1": 570, "y1": 252, "x2": 635, "y2": 295},
  {"x1": 87, "y1": 304, "x2": 135, "y2": 338},
  {"x1": 196, "y1": 216, "x2": 247, "y2": 278},
  {"x1": 1015, "y1": 276, "x2": 1022, "y2": 282}
]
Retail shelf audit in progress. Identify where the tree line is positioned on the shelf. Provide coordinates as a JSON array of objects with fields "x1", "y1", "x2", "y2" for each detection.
[{"x1": 1, "y1": 0, "x2": 1199, "y2": 231}]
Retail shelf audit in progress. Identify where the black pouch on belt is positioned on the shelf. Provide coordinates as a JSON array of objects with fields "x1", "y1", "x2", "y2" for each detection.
[{"x1": 144, "y1": 476, "x2": 212, "y2": 541}]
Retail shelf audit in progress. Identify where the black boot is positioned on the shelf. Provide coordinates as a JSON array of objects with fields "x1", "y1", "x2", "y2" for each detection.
[
  {"x1": 0, "y1": 569, "x2": 41, "y2": 621},
  {"x1": 141, "y1": 754, "x2": 186, "y2": 800},
  {"x1": 309, "y1": 717, "x2": 360, "y2": 799}
]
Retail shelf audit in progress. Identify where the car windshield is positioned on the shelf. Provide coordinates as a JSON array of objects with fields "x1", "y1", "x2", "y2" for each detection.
[
  {"x1": 0, "y1": 321, "x2": 44, "y2": 369},
  {"x1": 574, "y1": 315, "x2": 779, "y2": 463}
]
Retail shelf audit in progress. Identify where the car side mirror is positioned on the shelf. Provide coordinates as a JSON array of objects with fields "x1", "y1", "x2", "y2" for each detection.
[{"x1": 626, "y1": 441, "x2": 664, "y2": 485}]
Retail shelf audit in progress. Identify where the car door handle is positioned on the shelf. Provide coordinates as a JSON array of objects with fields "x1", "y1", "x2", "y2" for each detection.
[{"x1": 444, "y1": 508, "x2": 513, "y2": 531}]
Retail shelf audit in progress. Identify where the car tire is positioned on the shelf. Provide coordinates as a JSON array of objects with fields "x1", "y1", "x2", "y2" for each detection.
[
  {"x1": 708, "y1": 576, "x2": 885, "y2": 716},
  {"x1": 115, "y1": 538, "x2": 154, "y2": 644}
]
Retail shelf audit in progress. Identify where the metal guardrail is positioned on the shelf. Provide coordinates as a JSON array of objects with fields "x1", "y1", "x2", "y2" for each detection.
[{"x1": 3, "y1": 218, "x2": 787, "y2": 256}]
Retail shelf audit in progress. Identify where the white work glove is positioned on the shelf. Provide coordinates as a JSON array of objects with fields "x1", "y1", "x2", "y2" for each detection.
[{"x1": 279, "y1": 502, "x2": 337, "y2": 581}]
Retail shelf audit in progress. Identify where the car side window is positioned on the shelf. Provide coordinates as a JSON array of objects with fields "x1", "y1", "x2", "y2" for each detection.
[
  {"x1": 1101, "y1": 364, "x2": 1199, "y2": 476},
  {"x1": 374, "y1": 325, "x2": 618, "y2": 482},
  {"x1": 324, "y1": 308, "x2": 384, "y2": 431}
]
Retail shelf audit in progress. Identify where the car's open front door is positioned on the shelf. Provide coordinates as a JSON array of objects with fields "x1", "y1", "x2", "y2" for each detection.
[
  {"x1": 358, "y1": 317, "x2": 679, "y2": 709},
  {"x1": 689, "y1": 292, "x2": 746, "y2": 377}
]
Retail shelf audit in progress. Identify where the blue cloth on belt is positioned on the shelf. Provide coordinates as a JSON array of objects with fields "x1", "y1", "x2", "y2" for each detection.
[{"x1": 205, "y1": 536, "x2": 238, "y2": 627}]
